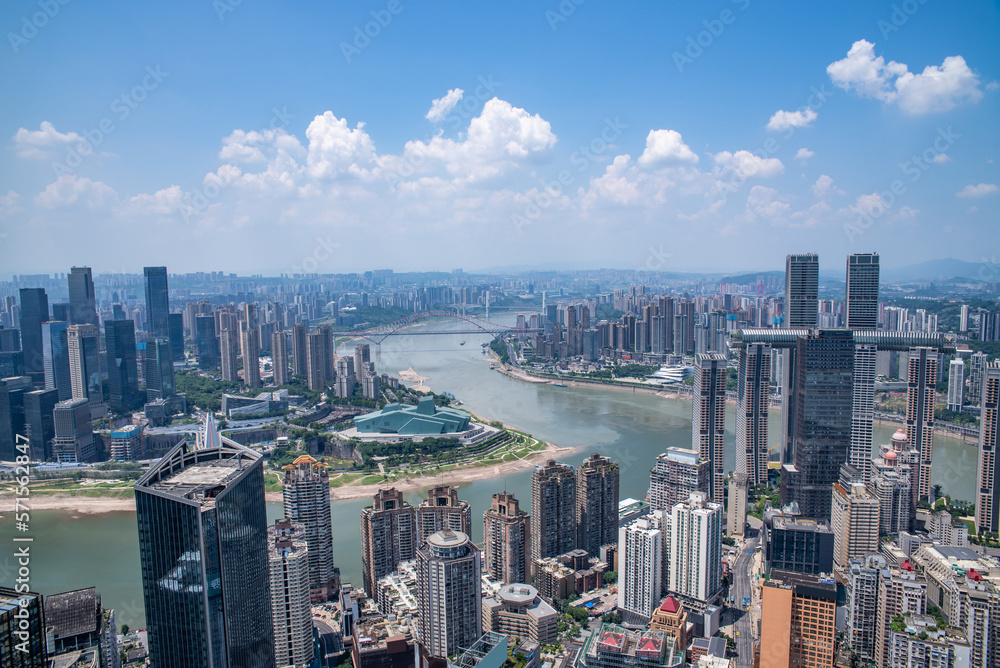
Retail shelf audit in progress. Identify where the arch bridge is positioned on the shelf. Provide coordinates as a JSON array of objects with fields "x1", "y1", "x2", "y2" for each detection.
[{"x1": 345, "y1": 310, "x2": 541, "y2": 345}]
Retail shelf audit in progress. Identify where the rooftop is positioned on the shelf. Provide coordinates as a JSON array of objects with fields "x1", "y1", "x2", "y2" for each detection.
[
  {"x1": 135, "y1": 441, "x2": 261, "y2": 506},
  {"x1": 44, "y1": 587, "x2": 100, "y2": 640}
]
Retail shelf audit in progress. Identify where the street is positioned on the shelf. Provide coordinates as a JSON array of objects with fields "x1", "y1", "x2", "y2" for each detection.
[
  {"x1": 313, "y1": 618, "x2": 339, "y2": 668},
  {"x1": 731, "y1": 531, "x2": 759, "y2": 667}
]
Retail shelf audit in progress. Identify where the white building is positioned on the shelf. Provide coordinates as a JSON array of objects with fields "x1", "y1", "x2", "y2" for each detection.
[
  {"x1": 948, "y1": 358, "x2": 965, "y2": 412},
  {"x1": 666, "y1": 492, "x2": 722, "y2": 610},
  {"x1": 618, "y1": 511, "x2": 665, "y2": 621}
]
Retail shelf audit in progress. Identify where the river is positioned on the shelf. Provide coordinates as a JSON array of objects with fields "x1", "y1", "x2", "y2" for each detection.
[{"x1": 0, "y1": 317, "x2": 981, "y2": 628}]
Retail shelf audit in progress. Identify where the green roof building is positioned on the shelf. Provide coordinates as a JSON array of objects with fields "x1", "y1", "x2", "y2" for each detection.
[{"x1": 354, "y1": 396, "x2": 471, "y2": 435}]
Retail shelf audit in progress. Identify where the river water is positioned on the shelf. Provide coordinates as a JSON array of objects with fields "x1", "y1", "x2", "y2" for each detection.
[{"x1": 0, "y1": 317, "x2": 980, "y2": 628}]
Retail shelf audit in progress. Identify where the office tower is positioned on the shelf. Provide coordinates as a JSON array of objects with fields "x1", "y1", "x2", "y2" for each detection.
[
  {"x1": 618, "y1": 512, "x2": 665, "y2": 621},
  {"x1": 144, "y1": 338, "x2": 175, "y2": 400},
  {"x1": 874, "y1": 564, "x2": 927, "y2": 667},
  {"x1": 143, "y1": 266, "x2": 169, "y2": 337},
  {"x1": 354, "y1": 344, "x2": 371, "y2": 385},
  {"x1": 335, "y1": 356, "x2": 355, "y2": 398},
  {"x1": 736, "y1": 342, "x2": 771, "y2": 485},
  {"x1": 18, "y1": 287, "x2": 49, "y2": 383},
  {"x1": 360, "y1": 488, "x2": 416, "y2": 595},
  {"x1": 1, "y1": 587, "x2": 47, "y2": 667},
  {"x1": 969, "y1": 351, "x2": 988, "y2": 405},
  {"x1": 482, "y1": 584, "x2": 558, "y2": 645},
  {"x1": 759, "y1": 571, "x2": 836, "y2": 668},
  {"x1": 906, "y1": 347, "x2": 938, "y2": 502},
  {"x1": 110, "y1": 424, "x2": 143, "y2": 461},
  {"x1": 23, "y1": 388, "x2": 58, "y2": 461},
  {"x1": 665, "y1": 492, "x2": 722, "y2": 610},
  {"x1": 41, "y1": 320, "x2": 71, "y2": 400},
  {"x1": 292, "y1": 322, "x2": 307, "y2": 377},
  {"x1": 51, "y1": 397, "x2": 95, "y2": 463},
  {"x1": 692, "y1": 352, "x2": 727, "y2": 503},
  {"x1": 849, "y1": 343, "x2": 878, "y2": 481},
  {"x1": 306, "y1": 332, "x2": 327, "y2": 391},
  {"x1": 976, "y1": 362, "x2": 1000, "y2": 533},
  {"x1": 105, "y1": 319, "x2": 142, "y2": 413},
  {"x1": 728, "y1": 472, "x2": 749, "y2": 537},
  {"x1": 831, "y1": 474, "x2": 879, "y2": 574},
  {"x1": 267, "y1": 519, "x2": 315, "y2": 668},
  {"x1": 0, "y1": 376, "x2": 30, "y2": 461},
  {"x1": 762, "y1": 509, "x2": 834, "y2": 575},
  {"x1": 531, "y1": 460, "x2": 577, "y2": 561},
  {"x1": 281, "y1": 455, "x2": 337, "y2": 599},
  {"x1": 649, "y1": 447, "x2": 710, "y2": 512},
  {"x1": 271, "y1": 330, "x2": 289, "y2": 385},
  {"x1": 868, "y1": 430, "x2": 916, "y2": 535},
  {"x1": 844, "y1": 557, "x2": 882, "y2": 663},
  {"x1": 844, "y1": 253, "x2": 879, "y2": 329},
  {"x1": 782, "y1": 330, "x2": 855, "y2": 520},
  {"x1": 417, "y1": 486, "x2": 472, "y2": 543},
  {"x1": 784, "y1": 253, "x2": 819, "y2": 327},
  {"x1": 361, "y1": 361, "x2": 379, "y2": 400},
  {"x1": 220, "y1": 327, "x2": 240, "y2": 382},
  {"x1": 948, "y1": 358, "x2": 965, "y2": 412},
  {"x1": 319, "y1": 325, "x2": 335, "y2": 380},
  {"x1": 67, "y1": 324, "x2": 101, "y2": 406},
  {"x1": 960, "y1": 304, "x2": 971, "y2": 331},
  {"x1": 195, "y1": 314, "x2": 219, "y2": 369},
  {"x1": 0, "y1": 350, "x2": 23, "y2": 378},
  {"x1": 67, "y1": 266, "x2": 98, "y2": 329},
  {"x1": 576, "y1": 453, "x2": 619, "y2": 556},
  {"x1": 134, "y1": 440, "x2": 275, "y2": 668},
  {"x1": 167, "y1": 312, "x2": 184, "y2": 362},
  {"x1": 483, "y1": 492, "x2": 531, "y2": 585},
  {"x1": 0, "y1": 327, "x2": 19, "y2": 351},
  {"x1": 416, "y1": 530, "x2": 482, "y2": 661}
]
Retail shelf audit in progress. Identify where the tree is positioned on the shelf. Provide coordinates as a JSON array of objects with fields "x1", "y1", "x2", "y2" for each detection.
[
  {"x1": 603, "y1": 570, "x2": 617, "y2": 584},
  {"x1": 120, "y1": 623, "x2": 129, "y2": 636}
]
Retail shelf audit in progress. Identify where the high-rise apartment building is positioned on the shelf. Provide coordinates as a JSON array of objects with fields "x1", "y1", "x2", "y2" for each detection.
[
  {"x1": 267, "y1": 519, "x2": 315, "y2": 668},
  {"x1": 649, "y1": 448, "x2": 710, "y2": 512},
  {"x1": 195, "y1": 314, "x2": 219, "y2": 370},
  {"x1": 67, "y1": 266, "x2": 99, "y2": 329},
  {"x1": 292, "y1": 323, "x2": 308, "y2": 377},
  {"x1": 948, "y1": 358, "x2": 965, "y2": 412},
  {"x1": 105, "y1": 319, "x2": 142, "y2": 413},
  {"x1": 665, "y1": 491, "x2": 722, "y2": 609},
  {"x1": 335, "y1": 356, "x2": 355, "y2": 398},
  {"x1": 830, "y1": 474, "x2": 880, "y2": 574},
  {"x1": 576, "y1": 454, "x2": 619, "y2": 556},
  {"x1": 240, "y1": 322, "x2": 261, "y2": 388},
  {"x1": 531, "y1": 460, "x2": 577, "y2": 562},
  {"x1": 849, "y1": 343, "x2": 878, "y2": 481},
  {"x1": 906, "y1": 347, "x2": 938, "y2": 502},
  {"x1": 19, "y1": 287, "x2": 49, "y2": 383},
  {"x1": 692, "y1": 353, "x2": 727, "y2": 503},
  {"x1": 360, "y1": 361, "x2": 380, "y2": 400},
  {"x1": 134, "y1": 440, "x2": 275, "y2": 668},
  {"x1": 844, "y1": 556, "x2": 882, "y2": 663},
  {"x1": 67, "y1": 324, "x2": 101, "y2": 408},
  {"x1": 143, "y1": 266, "x2": 169, "y2": 337},
  {"x1": 416, "y1": 530, "x2": 482, "y2": 660},
  {"x1": 417, "y1": 486, "x2": 472, "y2": 544},
  {"x1": 783, "y1": 330, "x2": 855, "y2": 520},
  {"x1": 52, "y1": 397, "x2": 96, "y2": 463},
  {"x1": 759, "y1": 570, "x2": 836, "y2": 668},
  {"x1": 306, "y1": 331, "x2": 327, "y2": 391},
  {"x1": 976, "y1": 362, "x2": 1000, "y2": 533},
  {"x1": 868, "y1": 429, "x2": 917, "y2": 535},
  {"x1": 618, "y1": 511, "x2": 665, "y2": 621},
  {"x1": 874, "y1": 563, "x2": 926, "y2": 667},
  {"x1": 41, "y1": 320, "x2": 71, "y2": 401},
  {"x1": 736, "y1": 342, "x2": 771, "y2": 485},
  {"x1": 360, "y1": 488, "x2": 416, "y2": 596},
  {"x1": 845, "y1": 253, "x2": 879, "y2": 329},
  {"x1": 785, "y1": 253, "x2": 819, "y2": 328},
  {"x1": 282, "y1": 454, "x2": 337, "y2": 600},
  {"x1": 220, "y1": 327, "x2": 240, "y2": 382},
  {"x1": 271, "y1": 329, "x2": 289, "y2": 386},
  {"x1": 319, "y1": 325, "x2": 335, "y2": 381},
  {"x1": 483, "y1": 492, "x2": 530, "y2": 585},
  {"x1": 354, "y1": 344, "x2": 371, "y2": 385},
  {"x1": 969, "y1": 351, "x2": 989, "y2": 405},
  {"x1": 728, "y1": 472, "x2": 749, "y2": 537}
]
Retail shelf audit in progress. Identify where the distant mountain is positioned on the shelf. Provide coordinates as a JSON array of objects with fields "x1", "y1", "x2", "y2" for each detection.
[{"x1": 881, "y1": 258, "x2": 988, "y2": 283}]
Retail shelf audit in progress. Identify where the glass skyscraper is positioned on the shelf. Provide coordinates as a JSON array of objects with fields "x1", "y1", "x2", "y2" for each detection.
[
  {"x1": 67, "y1": 266, "x2": 99, "y2": 328},
  {"x1": 18, "y1": 287, "x2": 49, "y2": 383},
  {"x1": 106, "y1": 319, "x2": 142, "y2": 413},
  {"x1": 143, "y1": 266, "x2": 170, "y2": 337}
]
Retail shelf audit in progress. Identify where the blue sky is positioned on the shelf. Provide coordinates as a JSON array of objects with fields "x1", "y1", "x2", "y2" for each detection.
[{"x1": 1, "y1": 0, "x2": 998, "y2": 276}]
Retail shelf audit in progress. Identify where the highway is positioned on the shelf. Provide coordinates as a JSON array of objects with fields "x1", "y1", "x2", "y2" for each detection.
[
  {"x1": 731, "y1": 531, "x2": 759, "y2": 667},
  {"x1": 314, "y1": 618, "x2": 339, "y2": 668}
]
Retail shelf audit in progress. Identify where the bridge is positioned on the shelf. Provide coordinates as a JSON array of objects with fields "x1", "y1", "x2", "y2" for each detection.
[{"x1": 341, "y1": 310, "x2": 541, "y2": 345}]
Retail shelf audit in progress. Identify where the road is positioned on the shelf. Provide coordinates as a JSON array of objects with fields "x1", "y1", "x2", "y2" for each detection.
[
  {"x1": 314, "y1": 618, "x2": 339, "y2": 668},
  {"x1": 731, "y1": 531, "x2": 759, "y2": 667}
]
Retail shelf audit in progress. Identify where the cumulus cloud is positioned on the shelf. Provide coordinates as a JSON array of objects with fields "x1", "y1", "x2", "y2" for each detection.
[
  {"x1": 116, "y1": 186, "x2": 185, "y2": 216},
  {"x1": 637, "y1": 130, "x2": 699, "y2": 167},
  {"x1": 795, "y1": 148, "x2": 814, "y2": 161},
  {"x1": 767, "y1": 108, "x2": 817, "y2": 131},
  {"x1": 219, "y1": 129, "x2": 302, "y2": 163},
  {"x1": 712, "y1": 150, "x2": 784, "y2": 179},
  {"x1": 810, "y1": 174, "x2": 842, "y2": 198},
  {"x1": 13, "y1": 121, "x2": 85, "y2": 159},
  {"x1": 425, "y1": 89, "x2": 464, "y2": 123},
  {"x1": 0, "y1": 191, "x2": 22, "y2": 218},
  {"x1": 744, "y1": 185, "x2": 790, "y2": 223},
  {"x1": 956, "y1": 183, "x2": 998, "y2": 198},
  {"x1": 932, "y1": 153, "x2": 952, "y2": 164},
  {"x1": 35, "y1": 175, "x2": 118, "y2": 210},
  {"x1": 305, "y1": 112, "x2": 379, "y2": 180},
  {"x1": 827, "y1": 39, "x2": 983, "y2": 114}
]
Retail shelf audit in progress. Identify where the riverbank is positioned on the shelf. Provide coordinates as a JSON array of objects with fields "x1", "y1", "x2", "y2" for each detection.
[{"x1": 0, "y1": 493, "x2": 136, "y2": 514}]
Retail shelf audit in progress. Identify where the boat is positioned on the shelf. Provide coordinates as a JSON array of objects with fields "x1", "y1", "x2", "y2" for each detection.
[
  {"x1": 552, "y1": 383, "x2": 566, "y2": 387},
  {"x1": 460, "y1": 341, "x2": 466, "y2": 345}
]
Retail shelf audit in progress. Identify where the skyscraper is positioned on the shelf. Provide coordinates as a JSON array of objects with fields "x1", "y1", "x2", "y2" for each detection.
[
  {"x1": 292, "y1": 323, "x2": 308, "y2": 377},
  {"x1": 168, "y1": 312, "x2": 184, "y2": 363},
  {"x1": 831, "y1": 475, "x2": 879, "y2": 574},
  {"x1": 360, "y1": 488, "x2": 416, "y2": 595},
  {"x1": 143, "y1": 266, "x2": 170, "y2": 337},
  {"x1": 976, "y1": 362, "x2": 1000, "y2": 534},
  {"x1": 849, "y1": 343, "x2": 878, "y2": 481},
  {"x1": 1, "y1": 586, "x2": 48, "y2": 667},
  {"x1": 618, "y1": 511, "x2": 665, "y2": 621},
  {"x1": 240, "y1": 323, "x2": 261, "y2": 388},
  {"x1": 354, "y1": 343, "x2": 371, "y2": 386},
  {"x1": 531, "y1": 460, "x2": 577, "y2": 561},
  {"x1": 51, "y1": 397, "x2": 96, "y2": 463},
  {"x1": 416, "y1": 530, "x2": 482, "y2": 661},
  {"x1": 334, "y1": 356, "x2": 355, "y2": 398},
  {"x1": 195, "y1": 315, "x2": 219, "y2": 370},
  {"x1": 784, "y1": 253, "x2": 819, "y2": 327},
  {"x1": 220, "y1": 327, "x2": 240, "y2": 382},
  {"x1": 282, "y1": 455, "x2": 337, "y2": 600},
  {"x1": 18, "y1": 287, "x2": 49, "y2": 383},
  {"x1": 134, "y1": 440, "x2": 275, "y2": 668},
  {"x1": 483, "y1": 492, "x2": 531, "y2": 585},
  {"x1": 41, "y1": 320, "x2": 71, "y2": 401},
  {"x1": 271, "y1": 329, "x2": 289, "y2": 386},
  {"x1": 67, "y1": 324, "x2": 101, "y2": 407},
  {"x1": 0, "y1": 376, "x2": 30, "y2": 461},
  {"x1": 23, "y1": 388, "x2": 58, "y2": 461},
  {"x1": 67, "y1": 266, "x2": 99, "y2": 328},
  {"x1": 144, "y1": 338, "x2": 175, "y2": 400},
  {"x1": 845, "y1": 253, "x2": 879, "y2": 329},
  {"x1": 267, "y1": 519, "x2": 315, "y2": 668},
  {"x1": 417, "y1": 486, "x2": 472, "y2": 543},
  {"x1": 576, "y1": 453, "x2": 619, "y2": 556},
  {"x1": 782, "y1": 330, "x2": 855, "y2": 520},
  {"x1": 759, "y1": 571, "x2": 836, "y2": 668},
  {"x1": 948, "y1": 358, "x2": 965, "y2": 412},
  {"x1": 648, "y1": 447, "x2": 710, "y2": 511},
  {"x1": 306, "y1": 331, "x2": 327, "y2": 391},
  {"x1": 906, "y1": 347, "x2": 938, "y2": 503},
  {"x1": 693, "y1": 352, "x2": 727, "y2": 503},
  {"x1": 736, "y1": 342, "x2": 771, "y2": 485},
  {"x1": 105, "y1": 319, "x2": 142, "y2": 413},
  {"x1": 665, "y1": 492, "x2": 723, "y2": 610}
]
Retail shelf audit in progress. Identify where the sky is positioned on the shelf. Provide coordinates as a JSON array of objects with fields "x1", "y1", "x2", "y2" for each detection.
[{"x1": 1, "y1": 0, "x2": 998, "y2": 277}]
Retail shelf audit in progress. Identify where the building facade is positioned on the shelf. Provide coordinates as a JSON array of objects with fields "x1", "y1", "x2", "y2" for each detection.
[
  {"x1": 649, "y1": 448, "x2": 709, "y2": 512},
  {"x1": 692, "y1": 353, "x2": 727, "y2": 504},
  {"x1": 267, "y1": 519, "x2": 315, "y2": 668},
  {"x1": 483, "y1": 492, "x2": 530, "y2": 585},
  {"x1": 531, "y1": 460, "x2": 577, "y2": 562},
  {"x1": 736, "y1": 342, "x2": 770, "y2": 485},
  {"x1": 283, "y1": 454, "x2": 337, "y2": 600},
  {"x1": 576, "y1": 454, "x2": 620, "y2": 556},
  {"x1": 416, "y1": 531, "x2": 482, "y2": 660},
  {"x1": 361, "y1": 488, "x2": 417, "y2": 596},
  {"x1": 417, "y1": 486, "x2": 472, "y2": 544},
  {"x1": 977, "y1": 362, "x2": 1000, "y2": 533}
]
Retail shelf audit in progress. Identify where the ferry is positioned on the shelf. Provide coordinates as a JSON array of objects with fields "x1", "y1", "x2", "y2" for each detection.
[{"x1": 552, "y1": 383, "x2": 566, "y2": 387}]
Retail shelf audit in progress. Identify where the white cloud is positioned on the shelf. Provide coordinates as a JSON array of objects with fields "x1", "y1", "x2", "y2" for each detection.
[
  {"x1": 956, "y1": 183, "x2": 998, "y2": 198},
  {"x1": 811, "y1": 174, "x2": 842, "y2": 198},
  {"x1": 851, "y1": 193, "x2": 888, "y2": 217},
  {"x1": 35, "y1": 175, "x2": 117, "y2": 210},
  {"x1": 637, "y1": 130, "x2": 699, "y2": 167},
  {"x1": 795, "y1": 148, "x2": 814, "y2": 161},
  {"x1": 766, "y1": 108, "x2": 817, "y2": 131},
  {"x1": 116, "y1": 186, "x2": 185, "y2": 216},
  {"x1": 12, "y1": 121, "x2": 85, "y2": 159},
  {"x1": 827, "y1": 39, "x2": 983, "y2": 114},
  {"x1": 425, "y1": 89, "x2": 464, "y2": 123},
  {"x1": 218, "y1": 129, "x2": 300, "y2": 163},
  {"x1": 0, "y1": 190, "x2": 22, "y2": 218},
  {"x1": 305, "y1": 112, "x2": 379, "y2": 180},
  {"x1": 897, "y1": 206, "x2": 918, "y2": 219},
  {"x1": 744, "y1": 185, "x2": 790, "y2": 222},
  {"x1": 712, "y1": 150, "x2": 784, "y2": 179},
  {"x1": 932, "y1": 153, "x2": 952, "y2": 164},
  {"x1": 967, "y1": 206, "x2": 980, "y2": 215}
]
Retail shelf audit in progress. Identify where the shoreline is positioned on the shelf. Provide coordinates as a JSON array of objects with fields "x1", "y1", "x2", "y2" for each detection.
[{"x1": 0, "y1": 494, "x2": 137, "y2": 514}]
